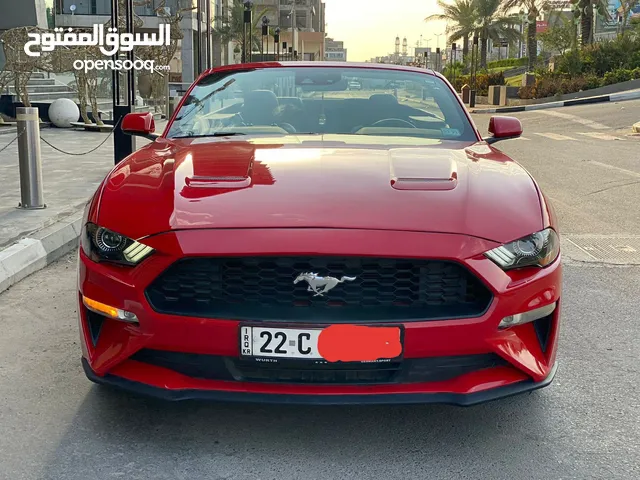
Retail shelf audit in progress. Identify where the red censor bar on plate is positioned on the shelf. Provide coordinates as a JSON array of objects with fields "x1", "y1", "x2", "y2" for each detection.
[{"x1": 317, "y1": 325, "x2": 402, "y2": 363}]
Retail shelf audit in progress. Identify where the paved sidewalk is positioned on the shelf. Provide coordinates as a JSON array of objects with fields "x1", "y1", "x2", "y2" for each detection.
[
  {"x1": 470, "y1": 88, "x2": 640, "y2": 114},
  {"x1": 0, "y1": 121, "x2": 166, "y2": 292},
  {"x1": 0, "y1": 122, "x2": 166, "y2": 248}
]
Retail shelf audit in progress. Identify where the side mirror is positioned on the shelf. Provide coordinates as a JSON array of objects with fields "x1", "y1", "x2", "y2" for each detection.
[
  {"x1": 121, "y1": 112, "x2": 159, "y2": 140},
  {"x1": 486, "y1": 116, "x2": 522, "y2": 144}
]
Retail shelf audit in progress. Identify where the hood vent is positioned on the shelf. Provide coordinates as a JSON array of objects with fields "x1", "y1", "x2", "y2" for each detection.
[
  {"x1": 390, "y1": 151, "x2": 458, "y2": 191},
  {"x1": 185, "y1": 175, "x2": 252, "y2": 188}
]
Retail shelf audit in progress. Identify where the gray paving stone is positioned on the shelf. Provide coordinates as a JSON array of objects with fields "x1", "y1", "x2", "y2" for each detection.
[{"x1": 0, "y1": 122, "x2": 165, "y2": 248}]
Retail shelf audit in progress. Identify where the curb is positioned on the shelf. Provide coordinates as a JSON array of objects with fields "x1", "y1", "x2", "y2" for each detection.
[
  {"x1": 0, "y1": 210, "x2": 82, "y2": 294},
  {"x1": 470, "y1": 89, "x2": 640, "y2": 114}
]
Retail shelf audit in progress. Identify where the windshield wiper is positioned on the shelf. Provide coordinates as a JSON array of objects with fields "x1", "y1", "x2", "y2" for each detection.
[{"x1": 171, "y1": 132, "x2": 247, "y2": 139}]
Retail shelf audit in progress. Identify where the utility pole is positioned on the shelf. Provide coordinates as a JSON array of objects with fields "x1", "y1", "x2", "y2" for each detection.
[{"x1": 291, "y1": 0, "x2": 297, "y2": 58}]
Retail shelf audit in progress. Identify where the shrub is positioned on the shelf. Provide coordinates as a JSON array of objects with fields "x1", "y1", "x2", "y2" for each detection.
[
  {"x1": 534, "y1": 75, "x2": 564, "y2": 98},
  {"x1": 552, "y1": 36, "x2": 640, "y2": 79},
  {"x1": 554, "y1": 49, "x2": 584, "y2": 76},
  {"x1": 518, "y1": 85, "x2": 536, "y2": 99},
  {"x1": 583, "y1": 74, "x2": 602, "y2": 90},
  {"x1": 487, "y1": 57, "x2": 529, "y2": 69},
  {"x1": 603, "y1": 69, "x2": 635, "y2": 86},
  {"x1": 452, "y1": 71, "x2": 505, "y2": 95}
]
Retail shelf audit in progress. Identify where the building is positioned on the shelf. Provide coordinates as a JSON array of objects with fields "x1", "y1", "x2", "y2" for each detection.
[
  {"x1": 0, "y1": 0, "x2": 48, "y2": 69},
  {"x1": 251, "y1": 0, "x2": 326, "y2": 60},
  {"x1": 53, "y1": 0, "x2": 234, "y2": 83},
  {"x1": 324, "y1": 37, "x2": 346, "y2": 62},
  {"x1": 212, "y1": 0, "x2": 234, "y2": 67}
]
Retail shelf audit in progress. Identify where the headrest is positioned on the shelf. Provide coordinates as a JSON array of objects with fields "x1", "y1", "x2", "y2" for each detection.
[
  {"x1": 278, "y1": 97, "x2": 304, "y2": 108},
  {"x1": 369, "y1": 94, "x2": 398, "y2": 106},
  {"x1": 243, "y1": 90, "x2": 279, "y2": 110}
]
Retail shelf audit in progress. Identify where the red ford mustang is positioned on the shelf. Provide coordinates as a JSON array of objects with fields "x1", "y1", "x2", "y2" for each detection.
[{"x1": 77, "y1": 62, "x2": 561, "y2": 405}]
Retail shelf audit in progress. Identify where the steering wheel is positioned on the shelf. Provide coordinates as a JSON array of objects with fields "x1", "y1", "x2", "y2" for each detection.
[
  {"x1": 371, "y1": 118, "x2": 417, "y2": 128},
  {"x1": 278, "y1": 123, "x2": 297, "y2": 133}
]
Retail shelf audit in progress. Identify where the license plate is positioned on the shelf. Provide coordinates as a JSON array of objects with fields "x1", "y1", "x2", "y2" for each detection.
[
  {"x1": 241, "y1": 326, "x2": 323, "y2": 359},
  {"x1": 240, "y1": 325, "x2": 403, "y2": 362}
]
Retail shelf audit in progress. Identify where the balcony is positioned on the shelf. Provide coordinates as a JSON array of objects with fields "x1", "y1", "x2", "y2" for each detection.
[
  {"x1": 55, "y1": 0, "x2": 199, "y2": 30},
  {"x1": 55, "y1": 0, "x2": 190, "y2": 16}
]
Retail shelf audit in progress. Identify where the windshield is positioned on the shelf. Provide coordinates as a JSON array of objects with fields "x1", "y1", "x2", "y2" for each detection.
[{"x1": 166, "y1": 66, "x2": 477, "y2": 142}]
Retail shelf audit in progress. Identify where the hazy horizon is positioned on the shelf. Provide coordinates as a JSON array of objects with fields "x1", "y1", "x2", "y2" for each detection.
[{"x1": 45, "y1": 0, "x2": 448, "y2": 62}]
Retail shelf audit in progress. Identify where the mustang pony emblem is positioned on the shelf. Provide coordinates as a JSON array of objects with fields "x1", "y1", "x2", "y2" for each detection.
[{"x1": 294, "y1": 272, "x2": 357, "y2": 297}]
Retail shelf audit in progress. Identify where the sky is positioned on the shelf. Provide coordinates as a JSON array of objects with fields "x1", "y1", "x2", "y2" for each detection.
[
  {"x1": 323, "y1": 0, "x2": 447, "y2": 61},
  {"x1": 44, "y1": 0, "x2": 447, "y2": 62}
]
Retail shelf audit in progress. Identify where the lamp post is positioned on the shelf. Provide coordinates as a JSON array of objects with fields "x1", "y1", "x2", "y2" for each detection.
[
  {"x1": 274, "y1": 27, "x2": 281, "y2": 61},
  {"x1": 435, "y1": 32, "x2": 444, "y2": 51},
  {"x1": 205, "y1": 0, "x2": 212, "y2": 69},
  {"x1": 261, "y1": 16, "x2": 270, "y2": 62},
  {"x1": 470, "y1": 35, "x2": 478, "y2": 107},
  {"x1": 196, "y1": 0, "x2": 202, "y2": 75},
  {"x1": 451, "y1": 42, "x2": 457, "y2": 86},
  {"x1": 111, "y1": 0, "x2": 135, "y2": 164},
  {"x1": 242, "y1": 1, "x2": 253, "y2": 64}
]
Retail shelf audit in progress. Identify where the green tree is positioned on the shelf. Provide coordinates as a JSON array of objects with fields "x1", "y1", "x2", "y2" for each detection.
[
  {"x1": 619, "y1": 0, "x2": 640, "y2": 37},
  {"x1": 474, "y1": 0, "x2": 521, "y2": 68},
  {"x1": 502, "y1": 1, "x2": 553, "y2": 72},
  {"x1": 213, "y1": 0, "x2": 270, "y2": 60},
  {"x1": 46, "y1": 7, "x2": 55, "y2": 29},
  {"x1": 539, "y1": 16, "x2": 578, "y2": 54},
  {"x1": 570, "y1": 0, "x2": 610, "y2": 46},
  {"x1": 425, "y1": 0, "x2": 476, "y2": 58}
]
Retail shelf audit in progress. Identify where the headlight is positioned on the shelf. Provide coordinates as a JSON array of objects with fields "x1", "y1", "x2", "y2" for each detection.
[
  {"x1": 81, "y1": 223, "x2": 154, "y2": 266},
  {"x1": 485, "y1": 228, "x2": 559, "y2": 270}
]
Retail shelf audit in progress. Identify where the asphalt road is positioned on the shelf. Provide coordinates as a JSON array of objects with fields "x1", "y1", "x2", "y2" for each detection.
[{"x1": 1, "y1": 100, "x2": 639, "y2": 480}]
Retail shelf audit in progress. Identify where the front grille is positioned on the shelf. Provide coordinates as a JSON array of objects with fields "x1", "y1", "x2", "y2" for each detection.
[
  {"x1": 145, "y1": 256, "x2": 493, "y2": 322},
  {"x1": 130, "y1": 349, "x2": 507, "y2": 385}
]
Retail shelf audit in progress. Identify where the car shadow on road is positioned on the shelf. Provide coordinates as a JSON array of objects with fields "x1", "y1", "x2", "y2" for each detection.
[{"x1": 39, "y1": 383, "x2": 552, "y2": 479}]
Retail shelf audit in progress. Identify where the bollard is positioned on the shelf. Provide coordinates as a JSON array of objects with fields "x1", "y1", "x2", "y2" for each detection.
[{"x1": 16, "y1": 107, "x2": 46, "y2": 209}]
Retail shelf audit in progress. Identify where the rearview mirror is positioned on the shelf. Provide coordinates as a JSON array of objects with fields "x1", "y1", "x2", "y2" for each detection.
[
  {"x1": 486, "y1": 116, "x2": 522, "y2": 144},
  {"x1": 121, "y1": 112, "x2": 159, "y2": 140}
]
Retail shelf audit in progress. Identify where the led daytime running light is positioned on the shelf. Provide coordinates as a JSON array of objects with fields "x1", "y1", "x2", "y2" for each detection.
[
  {"x1": 83, "y1": 296, "x2": 139, "y2": 323},
  {"x1": 499, "y1": 303, "x2": 556, "y2": 329}
]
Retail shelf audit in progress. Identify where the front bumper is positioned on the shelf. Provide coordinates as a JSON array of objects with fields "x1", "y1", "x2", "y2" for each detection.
[
  {"x1": 83, "y1": 357, "x2": 558, "y2": 406},
  {"x1": 78, "y1": 228, "x2": 562, "y2": 404}
]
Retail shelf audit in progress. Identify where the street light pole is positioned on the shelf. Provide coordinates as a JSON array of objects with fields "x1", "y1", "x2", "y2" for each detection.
[
  {"x1": 242, "y1": 1, "x2": 253, "y2": 63},
  {"x1": 451, "y1": 42, "x2": 457, "y2": 86},
  {"x1": 470, "y1": 35, "x2": 478, "y2": 108},
  {"x1": 435, "y1": 33, "x2": 443, "y2": 51},
  {"x1": 290, "y1": 0, "x2": 297, "y2": 59},
  {"x1": 205, "y1": 0, "x2": 211, "y2": 69},
  {"x1": 262, "y1": 16, "x2": 269, "y2": 62},
  {"x1": 196, "y1": 0, "x2": 202, "y2": 75}
]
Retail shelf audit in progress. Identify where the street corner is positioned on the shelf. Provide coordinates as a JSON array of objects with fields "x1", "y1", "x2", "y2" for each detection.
[{"x1": 0, "y1": 210, "x2": 83, "y2": 295}]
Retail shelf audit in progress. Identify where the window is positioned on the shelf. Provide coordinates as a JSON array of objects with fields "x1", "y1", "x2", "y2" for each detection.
[{"x1": 167, "y1": 66, "x2": 476, "y2": 142}]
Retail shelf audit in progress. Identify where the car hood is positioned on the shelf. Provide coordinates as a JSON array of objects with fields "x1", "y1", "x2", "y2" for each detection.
[{"x1": 97, "y1": 135, "x2": 543, "y2": 244}]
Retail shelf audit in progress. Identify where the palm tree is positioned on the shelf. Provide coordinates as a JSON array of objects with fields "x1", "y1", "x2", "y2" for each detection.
[
  {"x1": 213, "y1": 0, "x2": 270, "y2": 61},
  {"x1": 425, "y1": 0, "x2": 476, "y2": 58},
  {"x1": 619, "y1": 1, "x2": 640, "y2": 37},
  {"x1": 502, "y1": 1, "x2": 552, "y2": 71},
  {"x1": 571, "y1": 0, "x2": 610, "y2": 45},
  {"x1": 474, "y1": 0, "x2": 521, "y2": 68}
]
